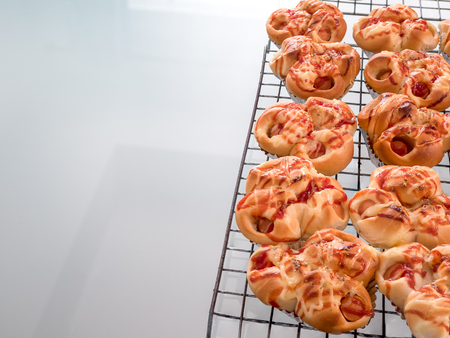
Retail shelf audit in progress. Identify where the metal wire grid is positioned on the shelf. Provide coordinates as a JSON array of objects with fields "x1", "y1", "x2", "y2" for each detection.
[{"x1": 207, "y1": 1, "x2": 450, "y2": 337}]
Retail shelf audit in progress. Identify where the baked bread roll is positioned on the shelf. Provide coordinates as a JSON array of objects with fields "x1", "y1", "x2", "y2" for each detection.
[
  {"x1": 294, "y1": 268, "x2": 373, "y2": 333},
  {"x1": 375, "y1": 243, "x2": 433, "y2": 313},
  {"x1": 247, "y1": 243, "x2": 302, "y2": 312},
  {"x1": 245, "y1": 155, "x2": 315, "y2": 194},
  {"x1": 353, "y1": 4, "x2": 438, "y2": 54},
  {"x1": 266, "y1": 0, "x2": 346, "y2": 46},
  {"x1": 439, "y1": 19, "x2": 450, "y2": 62},
  {"x1": 298, "y1": 228, "x2": 380, "y2": 287},
  {"x1": 270, "y1": 36, "x2": 360, "y2": 101},
  {"x1": 253, "y1": 102, "x2": 315, "y2": 157},
  {"x1": 413, "y1": 201, "x2": 450, "y2": 251},
  {"x1": 364, "y1": 50, "x2": 450, "y2": 111},
  {"x1": 428, "y1": 244, "x2": 450, "y2": 279},
  {"x1": 247, "y1": 229, "x2": 379, "y2": 334},
  {"x1": 290, "y1": 130, "x2": 354, "y2": 175},
  {"x1": 375, "y1": 244, "x2": 450, "y2": 336},
  {"x1": 358, "y1": 94, "x2": 450, "y2": 167},
  {"x1": 404, "y1": 277, "x2": 450, "y2": 338},
  {"x1": 236, "y1": 157, "x2": 349, "y2": 245},
  {"x1": 349, "y1": 165, "x2": 450, "y2": 249},
  {"x1": 349, "y1": 188, "x2": 415, "y2": 249},
  {"x1": 254, "y1": 99, "x2": 356, "y2": 176}
]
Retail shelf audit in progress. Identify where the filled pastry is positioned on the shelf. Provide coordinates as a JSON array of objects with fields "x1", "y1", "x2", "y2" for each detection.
[
  {"x1": 358, "y1": 93, "x2": 450, "y2": 167},
  {"x1": 266, "y1": 0, "x2": 347, "y2": 46},
  {"x1": 353, "y1": 4, "x2": 438, "y2": 56},
  {"x1": 349, "y1": 165, "x2": 450, "y2": 249},
  {"x1": 404, "y1": 278, "x2": 450, "y2": 338},
  {"x1": 376, "y1": 243, "x2": 450, "y2": 337},
  {"x1": 254, "y1": 98, "x2": 356, "y2": 176},
  {"x1": 364, "y1": 50, "x2": 450, "y2": 111},
  {"x1": 247, "y1": 228, "x2": 379, "y2": 334},
  {"x1": 270, "y1": 36, "x2": 360, "y2": 102},
  {"x1": 236, "y1": 157, "x2": 349, "y2": 245}
]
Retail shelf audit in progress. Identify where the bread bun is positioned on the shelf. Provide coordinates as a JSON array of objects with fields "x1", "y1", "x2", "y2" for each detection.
[
  {"x1": 358, "y1": 93, "x2": 450, "y2": 167},
  {"x1": 353, "y1": 5, "x2": 438, "y2": 54},
  {"x1": 349, "y1": 165, "x2": 450, "y2": 249},
  {"x1": 266, "y1": 0, "x2": 346, "y2": 46},
  {"x1": 364, "y1": 50, "x2": 450, "y2": 111},
  {"x1": 270, "y1": 36, "x2": 360, "y2": 101},
  {"x1": 375, "y1": 243, "x2": 434, "y2": 313},
  {"x1": 254, "y1": 99, "x2": 356, "y2": 176},
  {"x1": 236, "y1": 157, "x2": 349, "y2": 245},
  {"x1": 404, "y1": 277, "x2": 450, "y2": 338},
  {"x1": 375, "y1": 243, "x2": 450, "y2": 337},
  {"x1": 245, "y1": 155, "x2": 315, "y2": 194},
  {"x1": 247, "y1": 229, "x2": 379, "y2": 334}
]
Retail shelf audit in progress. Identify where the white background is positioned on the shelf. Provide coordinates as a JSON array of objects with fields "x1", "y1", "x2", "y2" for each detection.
[{"x1": 0, "y1": 0, "x2": 289, "y2": 337}]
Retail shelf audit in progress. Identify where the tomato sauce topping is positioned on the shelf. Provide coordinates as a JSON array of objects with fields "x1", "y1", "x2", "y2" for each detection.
[{"x1": 251, "y1": 250, "x2": 275, "y2": 271}]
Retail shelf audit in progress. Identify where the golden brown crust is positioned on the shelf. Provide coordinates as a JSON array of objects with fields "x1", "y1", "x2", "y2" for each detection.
[
  {"x1": 270, "y1": 36, "x2": 360, "y2": 101},
  {"x1": 369, "y1": 166, "x2": 441, "y2": 207},
  {"x1": 349, "y1": 188, "x2": 415, "y2": 248},
  {"x1": 364, "y1": 50, "x2": 450, "y2": 111},
  {"x1": 375, "y1": 243, "x2": 450, "y2": 337},
  {"x1": 302, "y1": 97, "x2": 357, "y2": 134},
  {"x1": 300, "y1": 228, "x2": 380, "y2": 286},
  {"x1": 358, "y1": 94, "x2": 416, "y2": 141},
  {"x1": 353, "y1": 5, "x2": 438, "y2": 53},
  {"x1": 290, "y1": 129, "x2": 354, "y2": 176},
  {"x1": 404, "y1": 277, "x2": 450, "y2": 338},
  {"x1": 245, "y1": 156, "x2": 315, "y2": 194},
  {"x1": 254, "y1": 102, "x2": 314, "y2": 157},
  {"x1": 401, "y1": 19, "x2": 439, "y2": 52},
  {"x1": 266, "y1": 0, "x2": 346, "y2": 46},
  {"x1": 247, "y1": 229, "x2": 378, "y2": 334},
  {"x1": 236, "y1": 157, "x2": 349, "y2": 245},
  {"x1": 438, "y1": 19, "x2": 450, "y2": 57},
  {"x1": 413, "y1": 203, "x2": 450, "y2": 251},
  {"x1": 372, "y1": 124, "x2": 443, "y2": 167},
  {"x1": 247, "y1": 244, "x2": 302, "y2": 312},
  {"x1": 297, "y1": 180, "x2": 349, "y2": 238},
  {"x1": 375, "y1": 243, "x2": 434, "y2": 314},
  {"x1": 295, "y1": 269, "x2": 373, "y2": 333},
  {"x1": 358, "y1": 94, "x2": 450, "y2": 166},
  {"x1": 254, "y1": 99, "x2": 356, "y2": 176},
  {"x1": 428, "y1": 244, "x2": 450, "y2": 280},
  {"x1": 349, "y1": 165, "x2": 450, "y2": 249},
  {"x1": 369, "y1": 4, "x2": 417, "y2": 22},
  {"x1": 266, "y1": 9, "x2": 311, "y2": 46}
]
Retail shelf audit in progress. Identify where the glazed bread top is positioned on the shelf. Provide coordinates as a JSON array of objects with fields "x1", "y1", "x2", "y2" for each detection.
[
  {"x1": 247, "y1": 229, "x2": 379, "y2": 334},
  {"x1": 266, "y1": 0, "x2": 347, "y2": 46},
  {"x1": 364, "y1": 50, "x2": 450, "y2": 111},
  {"x1": 404, "y1": 277, "x2": 450, "y2": 338},
  {"x1": 353, "y1": 4, "x2": 438, "y2": 53},
  {"x1": 254, "y1": 99, "x2": 356, "y2": 176},
  {"x1": 376, "y1": 243, "x2": 450, "y2": 315},
  {"x1": 236, "y1": 157, "x2": 349, "y2": 245},
  {"x1": 270, "y1": 36, "x2": 360, "y2": 101},
  {"x1": 349, "y1": 165, "x2": 450, "y2": 250},
  {"x1": 358, "y1": 93, "x2": 450, "y2": 167}
]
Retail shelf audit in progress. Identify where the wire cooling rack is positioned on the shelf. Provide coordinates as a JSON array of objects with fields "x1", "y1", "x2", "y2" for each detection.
[{"x1": 207, "y1": 1, "x2": 450, "y2": 337}]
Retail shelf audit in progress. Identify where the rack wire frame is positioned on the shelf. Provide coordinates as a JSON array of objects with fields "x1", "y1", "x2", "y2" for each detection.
[{"x1": 207, "y1": 0, "x2": 450, "y2": 337}]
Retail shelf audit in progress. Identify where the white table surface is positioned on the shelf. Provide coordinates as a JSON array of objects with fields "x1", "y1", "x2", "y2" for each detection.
[{"x1": 0, "y1": 0, "x2": 287, "y2": 337}]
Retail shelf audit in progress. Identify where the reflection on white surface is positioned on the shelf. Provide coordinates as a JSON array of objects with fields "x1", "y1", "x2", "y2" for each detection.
[
  {"x1": 0, "y1": 0, "x2": 269, "y2": 337},
  {"x1": 128, "y1": 0, "x2": 283, "y2": 19}
]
